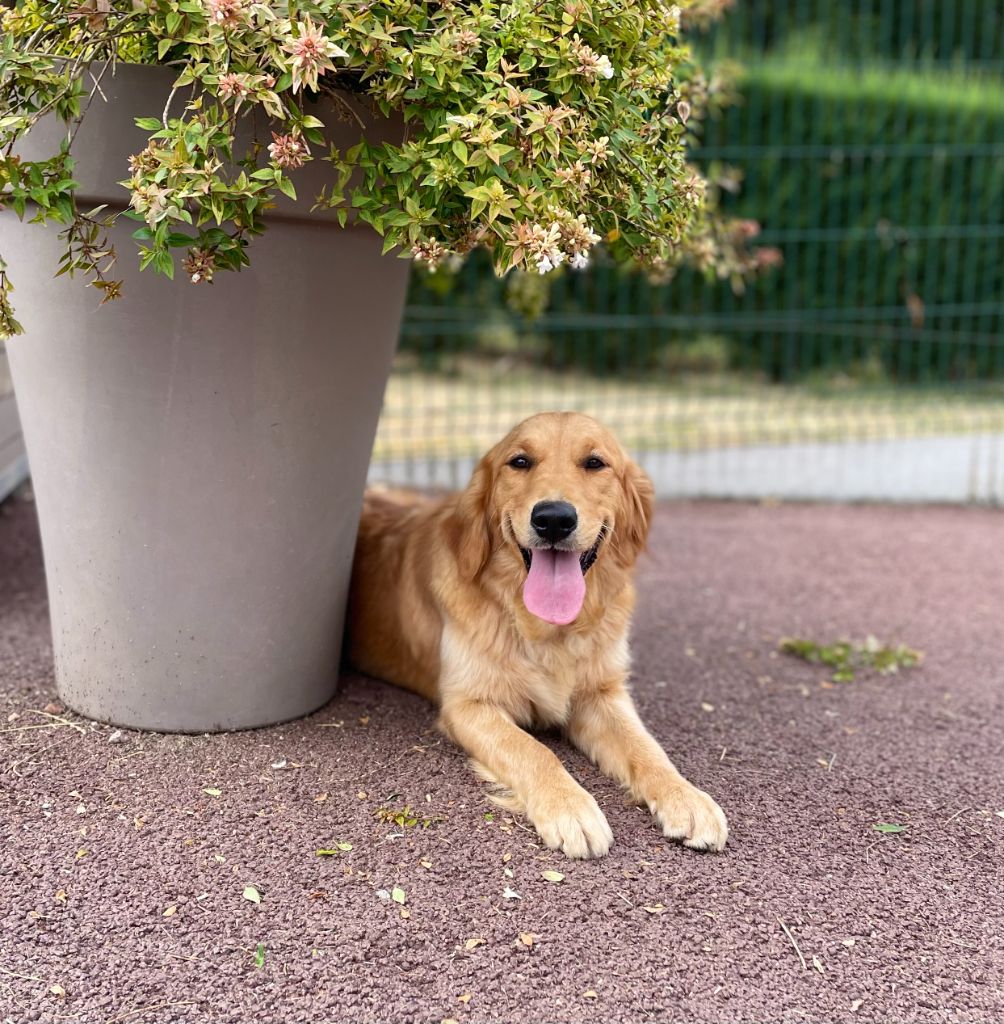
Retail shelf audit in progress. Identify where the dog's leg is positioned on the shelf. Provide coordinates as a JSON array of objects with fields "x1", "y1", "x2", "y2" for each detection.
[
  {"x1": 439, "y1": 698, "x2": 614, "y2": 859},
  {"x1": 567, "y1": 682, "x2": 728, "y2": 851}
]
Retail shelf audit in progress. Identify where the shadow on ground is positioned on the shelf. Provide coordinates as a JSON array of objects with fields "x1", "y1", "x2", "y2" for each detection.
[{"x1": 1, "y1": 496, "x2": 1002, "y2": 1023}]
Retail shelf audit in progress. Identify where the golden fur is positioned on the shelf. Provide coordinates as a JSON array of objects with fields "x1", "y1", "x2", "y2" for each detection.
[{"x1": 347, "y1": 412, "x2": 727, "y2": 858}]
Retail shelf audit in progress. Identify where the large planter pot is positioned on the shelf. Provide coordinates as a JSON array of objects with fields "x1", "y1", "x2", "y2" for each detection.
[{"x1": 4, "y1": 65, "x2": 409, "y2": 731}]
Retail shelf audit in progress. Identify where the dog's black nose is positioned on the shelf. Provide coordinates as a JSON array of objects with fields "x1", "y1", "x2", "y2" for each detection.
[{"x1": 531, "y1": 500, "x2": 578, "y2": 543}]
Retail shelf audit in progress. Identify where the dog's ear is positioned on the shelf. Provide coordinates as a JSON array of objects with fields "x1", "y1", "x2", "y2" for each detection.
[
  {"x1": 615, "y1": 459, "x2": 655, "y2": 567},
  {"x1": 445, "y1": 454, "x2": 496, "y2": 581}
]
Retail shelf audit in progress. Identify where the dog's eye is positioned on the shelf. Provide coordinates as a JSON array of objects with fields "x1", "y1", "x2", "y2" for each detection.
[
  {"x1": 583, "y1": 456, "x2": 607, "y2": 471},
  {"x1": 508, "y1": 455, "x2": 533, "y2": 470}
]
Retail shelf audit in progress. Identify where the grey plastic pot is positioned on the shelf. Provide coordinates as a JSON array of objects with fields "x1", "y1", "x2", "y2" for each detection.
[{"x1": 4, "y1": 65, "x2": 409, "y2": 731}]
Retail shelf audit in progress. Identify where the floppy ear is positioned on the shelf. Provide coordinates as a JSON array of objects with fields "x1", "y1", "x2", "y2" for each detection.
[
  {"x1": 615, "y1": 460, "x2": 655, "y2": 567},
  {"x1": 445, "y1": 455, "x2": 496, "y2": 581}
]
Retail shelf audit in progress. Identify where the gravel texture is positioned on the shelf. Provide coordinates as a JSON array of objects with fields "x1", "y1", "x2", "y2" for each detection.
[{"x1": 1, "y1": 494, "x2": 1002, "y2": 1023}]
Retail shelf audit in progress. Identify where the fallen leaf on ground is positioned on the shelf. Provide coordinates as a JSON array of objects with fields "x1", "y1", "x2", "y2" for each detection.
[
  {"x1": 242, "y1": 885, "x2": 262, "y2": 904},
  {"x1": 502, "y1": 852, "x2": 512, "y2": 863},
  {"x1": 75, "y1": 848, "x2": 88, "y2": 861},
  {"x1": 502, "y1": 886, "x2": 521, "y2": 900},
  {"x1": 391, "y1": 886, "x2": 407, "y2": 905},
  {"x1": 254, "y1": 943, "x2": 266, "y2": 968},
  {"x1": 314, "y1": 793, "x2": 328, "y2": 803},
  {"x1": 541, "y1": 869, "x2": 565, "y2": 883},
  {"x1": 841, "y1": 938, "x2": 856, "y2": 947},
  {"x1": 812, "y1": 955, "x2": 824, "y2": 974},
  {"x1": 54, "y1": 890, "x2": 68, "y2": 904},
  {"x1": 850, "y1": 999, "x2": 864, "y2": 1012},
  {"x1": 400, "y1": 908, "x2": 411, "y2": 919},
  {"x1": 316, "y1": 842, "x2": 353, "y2": 856},
  {"x1": 464, "y1": 937, "x2": 485, "y2": 950},
  {"x1": 202, "y1": 788, "x2": 222, "y2": 798},
  {"x1": 583, "y1": 990, "x2": 598, "y2": 999},
  {"x1": 419, "y1": 858, "x2": 433, "y2": 869},
  {"x1": 49, "y1": 984, "x2": 66, "y2": 998},
  {"x1": 643, "y1": 903, "x2": 666, "y2": 914},
  {"x1": 518, "y1": 932, "x2": 537, "y2": 947},
  {"x1": 457, "y1": 993, "x2": 472, "y2": 1004},
  {"x1": 163, "y1": 905, "x2": 177, "y2": 917},
  {"x1": 700, "y1": 702, "x2": 715, "y2": 713},
  {"x1": 872, "y1": 823, "x2": 907, "y2": 834}
]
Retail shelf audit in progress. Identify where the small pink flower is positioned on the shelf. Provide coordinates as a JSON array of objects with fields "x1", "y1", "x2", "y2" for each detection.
[
  {"x1": 217, "y1": 72, "x2": 250, "y2": 101},
  {"x1": 205, "y1": 0, "x2": 246, "y2": 31},
  {"x1": 282, "y1": 16, "x2": 348, "y2": 94},
  {"x1": 268, "y1": 132, "x2": 309, "y2": 170}
]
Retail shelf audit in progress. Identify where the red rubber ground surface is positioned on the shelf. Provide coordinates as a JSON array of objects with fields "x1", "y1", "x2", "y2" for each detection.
[{"x1": 2, "y1": 496, "x2": 1002, "y2": 1023}]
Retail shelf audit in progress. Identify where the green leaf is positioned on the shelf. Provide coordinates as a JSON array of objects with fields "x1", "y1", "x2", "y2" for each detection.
[
  {"x1": 242, "y1": 885, "x2": 262, "y2": 903},
  {"x1": 872, "y1": 823, "x2": 907, "y2": 834},
  {"x1": 452, "y1": 140, "x2": 469, "y2": 164},
  {"x1": 253, "y1": 943, "x2": 266, "y2": 968},
  {"x1": 135, "y1": 117, "x2": 161, "y2": 131},
  {"x1": 391, "y1": 886, "x2": 406, "y2": 905},
  {"x1": 541, "y1": 870, "x2": 565, "y2": 883}
]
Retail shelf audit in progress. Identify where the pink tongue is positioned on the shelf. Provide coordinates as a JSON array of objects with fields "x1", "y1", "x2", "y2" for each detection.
[{"x1": 523, "y1": 549, "x2": 586, "y2": 625}]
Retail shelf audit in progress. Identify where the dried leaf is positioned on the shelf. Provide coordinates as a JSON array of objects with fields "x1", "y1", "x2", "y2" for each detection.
[
  {"x1": 643, "y1": 903, "x2": 666, "y2": 914},
  {"x1": 841, "y1": 938, "x2": 856, "y2": 947},
  {"x1": 75, "y1": 848, "x2": 88, "y2": 861},
  {"x1": 518, "y1": 932, "x2": 537, "y2": 947},
  {"x1": 400, "y1": 907, "x2": 411, "y2": 919},
  {"x1": 457, "y1": 993, "x2": 472, "y2": 1004},
  {"x1": 541, "y1": 869, "x2": 565, "y2": 883},
  {"x1": 502, "y1": 852, "x2": 512, "y2": 863},
  {"x1": 163, "y1": 905, "x2": 177, "y2": 917},
  {"x1": 700, "y1": 702, "x2": 715, "y2": 713},
  {"x1": 812, "y1": 955, "x2": 824, "y2": 974},
  {"x1": 850, "y1": 999, "x2": 864, "y2": 1012},
  {"x1": 502, "y1": 886, "x2": 521, "y2": 900},
  {"x1": 419, "y1": 858, "x2": 433, "y2": 869},
  {"x1": 464, "y1": 937, "x2": 485, "y2": 950},
  {"x1": 49, "y1": 984, "x2": 66, "y2": 998},
  {"x1": 54, "y1": 889, "x2": 68, "y2": 905},
  {"x1": 583, "y1": 989, "x2": 598, "y2": 999},
  {"x1": 242, "y1": 885, "x2": 262, "y2": 904},
  {"x1": 203, "y1": 787, "x2": 222, "y2": 798}
]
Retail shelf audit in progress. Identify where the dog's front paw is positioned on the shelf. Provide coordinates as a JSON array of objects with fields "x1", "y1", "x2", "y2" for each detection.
[
  {"x1": 645, "y1": 777, "x2": 728, "y2": 852},
  {"x1": 528, "y1": 785, "x2": 613, "y2": 859}
]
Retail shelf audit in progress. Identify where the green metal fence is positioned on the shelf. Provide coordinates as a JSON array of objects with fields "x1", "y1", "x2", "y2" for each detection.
[{"x1": 371, "y1": 0, "x2": 1004, "y2": 502}]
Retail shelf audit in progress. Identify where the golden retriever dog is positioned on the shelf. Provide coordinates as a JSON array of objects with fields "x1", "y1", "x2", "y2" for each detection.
[{"x1": 347, "y1": 412, "x2": 727, "y2": 858}]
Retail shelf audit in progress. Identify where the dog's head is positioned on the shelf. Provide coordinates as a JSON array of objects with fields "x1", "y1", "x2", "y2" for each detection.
[{"x1": 447, "y1": 412, "x2": 654, "y2": 625}]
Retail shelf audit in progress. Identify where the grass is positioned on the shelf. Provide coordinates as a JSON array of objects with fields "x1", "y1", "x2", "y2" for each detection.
[{"x1": 372, "y1": 356, "x2": 1004, "y2": 462}]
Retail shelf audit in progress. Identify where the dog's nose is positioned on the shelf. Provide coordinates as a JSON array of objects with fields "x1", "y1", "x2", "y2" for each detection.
[{"x1": 531, "y1": 500, "x2": 578, "y2": 543}]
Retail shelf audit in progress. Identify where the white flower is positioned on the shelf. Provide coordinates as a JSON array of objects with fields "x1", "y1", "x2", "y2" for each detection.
[
  {"x1": 570, "y1": 252, "x2": 590, "y2": 269},
  {"x1": 597, "y1": 55, "x2": 614, "y2": 79}
]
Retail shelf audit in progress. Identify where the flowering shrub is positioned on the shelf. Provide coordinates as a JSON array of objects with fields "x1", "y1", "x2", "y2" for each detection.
[{"x1": 1, "y1": 0, "x2": 756, "y2": 336}]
